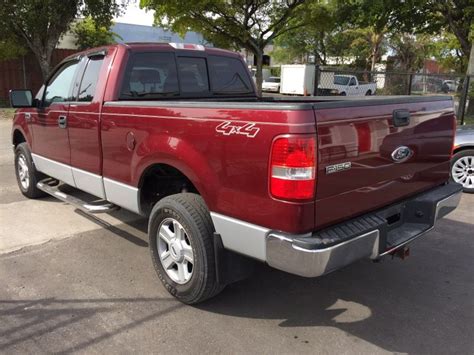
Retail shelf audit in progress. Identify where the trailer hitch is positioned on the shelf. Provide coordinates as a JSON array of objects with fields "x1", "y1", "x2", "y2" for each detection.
[{"x1": 390, "y1": 246, "x2": 410, "y2": 260}]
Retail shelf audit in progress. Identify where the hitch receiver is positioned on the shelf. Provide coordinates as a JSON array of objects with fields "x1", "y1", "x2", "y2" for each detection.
[{"x1": 391, "y1": 246, "x2": 410, "y2": 260}]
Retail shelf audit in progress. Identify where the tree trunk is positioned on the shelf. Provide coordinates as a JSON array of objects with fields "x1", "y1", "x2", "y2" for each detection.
[
  {"x1": 37, "y1": 53, "x2": 52, "y2": 80},
  {"x1": 371, "y1": 44, "x2": 378, "y2": 72},
  {"x1": 254, "y1": 49, "x2": 263, "y2": 96}
]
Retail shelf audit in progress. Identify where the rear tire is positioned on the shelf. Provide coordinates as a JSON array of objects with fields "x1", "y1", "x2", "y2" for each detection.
[
  {"x1": 148, "y1": 193, "x2": 224, "y2": 304},
  {"x1": 365, "y1": 90, "x2": 372, "y2": 96},
  {"x1": 451, "y1": 149, "x2": 474, "y2": 193},
  {"x1": 14, "y1": 143, "x2": 47, "y2": 199}
]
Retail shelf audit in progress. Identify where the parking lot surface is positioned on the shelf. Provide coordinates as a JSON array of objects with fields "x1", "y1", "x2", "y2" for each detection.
[{"x1": 1, "y1": 120, "x2": 473, "y2": 354}]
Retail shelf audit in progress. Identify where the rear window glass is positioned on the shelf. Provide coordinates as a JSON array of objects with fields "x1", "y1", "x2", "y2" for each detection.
[
  {"x1": 208, "y1": 55, "x2": 253, "y2": 94},
  {"x1": 120, "y1": 51, "x2": 254, "y2": 99},
  {"x1": 177, "y1": 57, "x2": 209, "y2": 93},
  {"x1": 120, "y1": 52, "x2": 179, "y2": 98}
]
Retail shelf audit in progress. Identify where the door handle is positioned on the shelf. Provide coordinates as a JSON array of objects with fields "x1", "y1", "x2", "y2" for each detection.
[
  {"x1": 393, "y1": 109, "x2": 410, "y2": 127},
  {"x1": 25, "y1": 112, "x2": 31, "y2": 122},
  {"x1": 58, "y1": 115, "x2": 67, "y2": 129}
]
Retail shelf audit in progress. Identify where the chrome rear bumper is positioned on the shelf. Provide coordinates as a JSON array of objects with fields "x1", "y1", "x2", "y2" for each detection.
[{"x1": 266, "y1": 183, "x2": 462, "y2": 278}]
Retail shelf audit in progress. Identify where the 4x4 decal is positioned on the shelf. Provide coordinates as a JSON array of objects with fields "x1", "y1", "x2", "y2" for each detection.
[{"x1": 215, "y1": 121, "x2": 260, "y2": 138}]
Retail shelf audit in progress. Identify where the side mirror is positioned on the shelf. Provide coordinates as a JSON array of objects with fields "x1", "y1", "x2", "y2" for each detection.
[{"x1": 9, "y1": 89, "x2": 33, "y2": 108}]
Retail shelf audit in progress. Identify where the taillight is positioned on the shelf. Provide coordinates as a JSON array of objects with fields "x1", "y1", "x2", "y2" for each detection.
[
  {"x1": 270, "y1": 135, "x2": 316, "y2": 200},
  {"x1": 451, "y1": 115, "x2": 457, "y2": 158}
]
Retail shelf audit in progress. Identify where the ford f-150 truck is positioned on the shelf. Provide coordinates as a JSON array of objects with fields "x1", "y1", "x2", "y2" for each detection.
[{"x1": 10, "y1": 43, "x2": 462, "y2": 304}]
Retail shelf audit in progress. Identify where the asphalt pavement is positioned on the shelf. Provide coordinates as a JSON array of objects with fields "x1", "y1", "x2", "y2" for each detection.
[{"x1": 1, "y1": 120, "x2": 473, "y2": 354}]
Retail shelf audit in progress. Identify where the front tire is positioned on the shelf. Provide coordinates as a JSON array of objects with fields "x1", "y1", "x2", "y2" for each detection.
[
  {"x1": 148, "y1": 193, "x2": 223, "y2": 304},
  {"x1": 451, "y1": 149, "x2": 474, "y2": 193},
  {"x1": 14, "y1": 143, "x2": 46, "y2": 199}
]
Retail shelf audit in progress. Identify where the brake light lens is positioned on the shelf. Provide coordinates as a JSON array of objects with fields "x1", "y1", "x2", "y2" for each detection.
[
  {"x1": 451, "y1": 115, "x2": 457, "y2": 158},
  {"x1": 270, "y1": 136, "x2": 316, "y2": 200}
]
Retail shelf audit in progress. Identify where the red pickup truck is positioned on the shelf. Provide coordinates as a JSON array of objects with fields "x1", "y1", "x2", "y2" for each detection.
[{"x1": 10, "y1": 43, "x2": 462, "y2": 303}]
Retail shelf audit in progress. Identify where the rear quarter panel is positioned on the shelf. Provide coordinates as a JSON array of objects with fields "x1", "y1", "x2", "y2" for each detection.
[{"x1": 100, "y1": 103, "x2": 316, "y2": 233}]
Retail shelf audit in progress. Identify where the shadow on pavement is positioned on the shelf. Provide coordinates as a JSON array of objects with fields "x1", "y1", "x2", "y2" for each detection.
[
  {"x1": 198, "y1": 217, "x2": 474, "y2": 353},
  {"x1": 0, "y1": 218, "x2": 472, "y2": 353}
]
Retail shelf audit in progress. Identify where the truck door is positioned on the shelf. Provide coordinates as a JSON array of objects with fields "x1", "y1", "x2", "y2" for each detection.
[
  {"x1": 31, "y1": 59, "x2": 81, "y2": 186},
  {"x1": 347, "y1": 76, "x2": 358, "y2": 96},
  {"x1": 68, "y1": 53, "x2": 107, "y2": 198}
]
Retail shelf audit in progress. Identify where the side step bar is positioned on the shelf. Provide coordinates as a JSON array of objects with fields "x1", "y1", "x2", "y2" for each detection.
[{"x1": 37, "y1": 178, "x2": 118, "y2": 214}]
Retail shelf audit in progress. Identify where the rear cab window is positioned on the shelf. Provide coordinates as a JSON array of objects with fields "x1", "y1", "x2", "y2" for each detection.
[{"x1": 119, "y1": 49, "x2": 254, "y2": 99}]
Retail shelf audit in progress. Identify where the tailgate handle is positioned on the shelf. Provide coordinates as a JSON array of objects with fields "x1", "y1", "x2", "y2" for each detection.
[{"x1": 393, "y1": 109, "x2": 410, "y2": 127}]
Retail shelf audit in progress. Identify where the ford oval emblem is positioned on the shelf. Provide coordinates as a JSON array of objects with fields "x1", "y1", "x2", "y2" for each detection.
[{"x1": 391, "y1": 146, "x2": 413, "y2": 163}]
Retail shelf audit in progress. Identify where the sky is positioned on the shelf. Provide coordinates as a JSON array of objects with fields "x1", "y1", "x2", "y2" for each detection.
[{"x1": 114, "y1": 1, "x2": 156, "y2": 26}]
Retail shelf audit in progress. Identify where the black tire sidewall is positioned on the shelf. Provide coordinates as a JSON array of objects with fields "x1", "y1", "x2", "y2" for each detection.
[
  {"x1": 451, "y1": 149, "x2": 474, "y2": 193},
  {"x1": 148, "y1": 197, "x2": 211, "y2": 302},
  {"x1": 14, "y1": 143, "x2": 40, "y2": 197}
]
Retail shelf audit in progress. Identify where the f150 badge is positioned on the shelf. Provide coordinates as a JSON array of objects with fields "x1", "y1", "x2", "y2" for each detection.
[
  {"x1": 326, "y1": 162, "x2": 352, "y2": 174},
  {"x1": 216, "y1": 121, "x2": 260, "y2": 138}
]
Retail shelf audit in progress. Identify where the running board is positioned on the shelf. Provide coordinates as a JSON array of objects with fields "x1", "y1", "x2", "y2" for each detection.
[{"x1": 37, "y1": 178, "x2": 118, "y2": 214}]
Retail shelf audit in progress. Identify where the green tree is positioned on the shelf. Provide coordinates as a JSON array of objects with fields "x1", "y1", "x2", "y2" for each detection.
[
  {"x1": 139, "y1": 0, "x2": 308, "y2": 95},
  {"x1": 0, "y1": 36, "x2": 27, "y2": 61},
  {"x1": 431, "y1": 32, "x2": 467, "y2": 73},
  {"x1": 336, "y1": 0, "x2": 395, "y2": 71},
  {"x1": 0, "y1": 0, "x2": 125, "y2": 79},
  {"x1": 388, "y1": 33, "x2": 433, "y2": 72},
  {"x1": 73, "y1": 16, "x2": 120, "y2": 50},
  {"x1": 272, "y1": 2, "x2": 336, "y2": 65}
]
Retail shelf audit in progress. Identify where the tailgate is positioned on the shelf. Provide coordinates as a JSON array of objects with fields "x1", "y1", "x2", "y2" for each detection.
[{"x1": 313, "y1": 97, "x2": 455, "y2": 230}]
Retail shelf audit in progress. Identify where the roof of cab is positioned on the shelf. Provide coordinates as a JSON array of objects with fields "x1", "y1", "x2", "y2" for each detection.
[{"x1": 62, "y1": 42, "x2": 242, "y2": 67}]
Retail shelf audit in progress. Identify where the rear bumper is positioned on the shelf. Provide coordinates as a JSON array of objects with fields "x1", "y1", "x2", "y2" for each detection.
[{"x1": 266, "y1": 182, "x2": 462, "y2": 277}]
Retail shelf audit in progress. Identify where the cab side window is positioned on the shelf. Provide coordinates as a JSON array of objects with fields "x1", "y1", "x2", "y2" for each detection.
[
  {"x1": 78, "y1": 57, "x2": 104, "y2": 102},
  {"x1": 43, "y1": 61, "x2": 79, "y2": 106},
  {"x1": 349, "y1": 77, "x2": 357, "y2": 86}
]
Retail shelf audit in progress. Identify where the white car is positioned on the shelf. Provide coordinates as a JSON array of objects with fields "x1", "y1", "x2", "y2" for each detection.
[
  {"x1": 319, "y1": 74, "x2": 377, "y2": 96},
  {"x1": 262, "y1": 77, "x2": 281, "y2": 93}
]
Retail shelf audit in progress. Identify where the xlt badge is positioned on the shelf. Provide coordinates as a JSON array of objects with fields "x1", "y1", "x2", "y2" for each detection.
[{"x1": 326, "y1": 162, "x2": 352, "y2": 174}]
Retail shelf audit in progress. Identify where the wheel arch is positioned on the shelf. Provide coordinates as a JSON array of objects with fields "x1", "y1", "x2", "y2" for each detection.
[
  {"x1": 453, "y1": 145, "x2": 474, "y2": 155},
  {"x1": 12, "y1": 129, "x2": 26, "y2": 147},
  {"x1": 137, "y1": 160, "x2": 213, "y2": 216}
]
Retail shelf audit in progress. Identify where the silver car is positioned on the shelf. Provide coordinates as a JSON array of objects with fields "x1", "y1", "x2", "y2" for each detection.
[{"x1": 452, "y1": 125, "x2": 474, "y2": 193}]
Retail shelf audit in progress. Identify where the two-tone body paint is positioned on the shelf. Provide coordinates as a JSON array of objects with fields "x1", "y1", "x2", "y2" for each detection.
[{"x1": 11, "y1": 43, "x2": 457, "y2": 238}]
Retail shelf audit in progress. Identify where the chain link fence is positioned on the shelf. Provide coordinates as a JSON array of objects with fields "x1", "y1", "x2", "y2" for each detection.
[{"x1": 313, "y1": 67, "x2": 473, "y2": 125}]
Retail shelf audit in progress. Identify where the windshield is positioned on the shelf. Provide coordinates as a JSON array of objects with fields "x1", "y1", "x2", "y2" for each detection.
[
  {"x1": 266, "y1": 77, "x2": 280, "y2": 83},
  {"x1": 334, "y1": 76, "x2": 350, "y2": 85}
]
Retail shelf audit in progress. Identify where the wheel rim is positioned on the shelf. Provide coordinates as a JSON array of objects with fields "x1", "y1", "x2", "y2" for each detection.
[
  {"x1": 452, "y1": 155, "x2": 474, "y2": 189},
  {"x1": 157, "y1": 218, "x2": 194, "y2": 284},
  {"x1": 17, "y1": 154, "x2": 30, "y2": 190}
]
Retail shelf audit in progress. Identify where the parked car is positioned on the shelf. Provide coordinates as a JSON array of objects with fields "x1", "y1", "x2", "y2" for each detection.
[
  {"x1": 10, "y1": 43, "x2": 461, "y2": 304},
  {"x1": 452, "y1": 125, "x2": 474, "y2": 193},
  {"x1": 262, "y1": 76, "x2": 281, "y2": 93},
  {"x1": 442, "y1": 79, "x2": 460, "y2": 93},
  {"x1": 319, "y1": 74, "x2": 377, "y2": 96}
]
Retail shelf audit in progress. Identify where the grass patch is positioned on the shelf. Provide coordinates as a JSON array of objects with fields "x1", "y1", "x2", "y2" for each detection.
[{"x1": 0, "y1": 108, "x2": 15, "y2": 120}]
